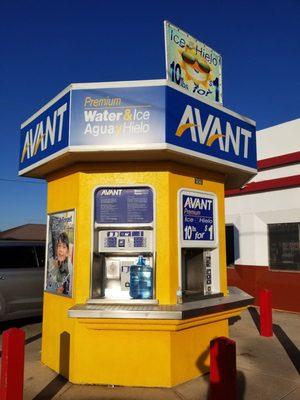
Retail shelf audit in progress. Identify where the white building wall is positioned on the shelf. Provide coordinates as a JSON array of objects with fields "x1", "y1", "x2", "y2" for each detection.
[
  {"x1": 225, "y1": 187, "x2": 300, "y2": 266},
  {"x1": 252, "y1": 164, "x2": 300, "y2": 182},
  {"x1": 257, "y1": 118, "x2": 300, "y2": 159},
  {"x1": 225, "y1": 118, "x2": 300, "y2": 267}
]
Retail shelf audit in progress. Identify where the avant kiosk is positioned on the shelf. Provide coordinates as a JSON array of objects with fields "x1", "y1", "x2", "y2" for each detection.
[{"x1": 19, "y1": 80, "x2": 256, "y2": 387}]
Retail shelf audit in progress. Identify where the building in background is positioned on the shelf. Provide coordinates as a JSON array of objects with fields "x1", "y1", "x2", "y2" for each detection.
[
  {"x1": 225, "y1": 118, "x2": 300, "y2": 312},
  {"x1": 0, "y1": 223, "x2": 46, "y2": 241}
]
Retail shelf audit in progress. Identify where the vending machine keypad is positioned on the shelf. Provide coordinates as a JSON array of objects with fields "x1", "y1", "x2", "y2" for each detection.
[
  {"x1": 203, "y1": 252, "x2": 212, "y2": 294},
  {"x1": 106, "y1": 237, "x2": 118, "y2": 248},
  {"x1": 134, "y1": 237, "x2": 146, "y2": 248},
  {"x1": 99, "y1": 230, "x2": 152, "y2": 252}
]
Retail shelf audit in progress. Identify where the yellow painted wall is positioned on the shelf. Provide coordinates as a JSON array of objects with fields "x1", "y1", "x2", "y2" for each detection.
[
  {"x1": 42, "y1": 171, "x2": 80, "y2": 374},
  {"x1": 41, "y1": 161, "x2": 231, "y2": 386},
  {"x1": 68, "y1": 308, "x2": 239, "y2": 387}
]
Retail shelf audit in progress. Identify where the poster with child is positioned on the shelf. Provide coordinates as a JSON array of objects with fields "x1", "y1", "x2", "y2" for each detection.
[{"x1": 45, "y1": 210, "x2": 75, "y2": 297}]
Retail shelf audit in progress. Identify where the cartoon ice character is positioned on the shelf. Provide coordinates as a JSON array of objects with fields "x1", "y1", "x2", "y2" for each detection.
[{"x1": 179, "y1": 42, "x2": 212, "y2": 88}]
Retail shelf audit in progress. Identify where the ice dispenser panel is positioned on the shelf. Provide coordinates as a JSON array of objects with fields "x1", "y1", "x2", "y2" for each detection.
[{"x1": 179, "y1": 189, "x2": 220, "y2": 302}]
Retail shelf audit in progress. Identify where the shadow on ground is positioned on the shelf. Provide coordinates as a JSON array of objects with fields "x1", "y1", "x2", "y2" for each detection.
[
  {"x1": 248, "y1": 306, "x2": 300, "y2": 375},
  {"x1": 31, "y1": 331, "x2": 70, "y2": 400}
]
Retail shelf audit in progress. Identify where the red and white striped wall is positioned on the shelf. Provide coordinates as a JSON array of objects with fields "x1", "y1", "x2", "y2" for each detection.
[{"x1": 225, "y1": 118, "x2": 300, "y2": 312}]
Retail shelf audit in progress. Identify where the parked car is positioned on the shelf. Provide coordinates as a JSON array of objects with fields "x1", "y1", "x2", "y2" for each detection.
[{"x1": 0, "y1": 240, "x2": 45, "y2": 321}]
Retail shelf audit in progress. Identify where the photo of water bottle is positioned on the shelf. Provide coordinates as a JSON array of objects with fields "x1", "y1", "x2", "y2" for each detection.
[{"x1": 130, "y1": 256, "x2": 153, "y2": 299}]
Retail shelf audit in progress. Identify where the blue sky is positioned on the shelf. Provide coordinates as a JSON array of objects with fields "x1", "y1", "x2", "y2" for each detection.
[{"x1": 0, "y1": 0, "x2": 299, "y2": 231}]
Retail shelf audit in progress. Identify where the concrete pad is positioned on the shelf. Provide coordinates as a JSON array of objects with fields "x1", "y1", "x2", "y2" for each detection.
[
  {"x1": 236, "y1": 367, "x2": 299, "y2": 400},
  {"x1": 173, "y1": 375, "x2": 209, "y2": 400},
  {"x1": 55, "y1": 385, "x2": 181, "y2": 400},
  {"x1": 24, "y1": 345, "x2": 61, "y2": 400},
  {"x1": 229, "y1": 307, "x2": 256, "y2": 338},
  {"x1": 272, "y1": 310, "x2": 300, "y2": 348},
  {"x1": 53, "y1": 374, "x2": 210, "y2": 400},
  {"x1": 280, "y1": 387, "x2": 300, "y2": 399},
  {"x1": 236, "y1": 335, "x2": 299, "y2": 383},
  {"x1": 230, "y1": 309, "x2": 300, "y2": 383}
]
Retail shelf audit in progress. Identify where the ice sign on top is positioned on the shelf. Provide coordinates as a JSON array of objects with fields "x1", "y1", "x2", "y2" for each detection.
[
  {"x1": 164, "y1": 21, "x2": 222, "y2": 104},
  {"x1": 180, "y1": 189, "x2": 218, "y2": 248}
]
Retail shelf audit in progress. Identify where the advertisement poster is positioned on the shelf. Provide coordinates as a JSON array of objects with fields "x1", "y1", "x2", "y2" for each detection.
[
  {"x1": 180, "y1": 190, "x2": 217, "y2": 247},
  {"x1": 164, "y1": 21, "x2": 222, "y2": 104},
  {"x1": 45, "y1": 210, "x2": 75, "y2": 297}
]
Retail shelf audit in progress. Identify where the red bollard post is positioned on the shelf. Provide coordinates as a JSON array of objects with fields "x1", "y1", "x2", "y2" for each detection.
[
  {"x1": 259, "y1": 289, "x2": 273, "y2": 337},
  {"x1": 210, "y1": 336, "x2": 236, "y2": 400},
  {"x1": 0, "y1": 328, "x2": 25, "y2": 400}
]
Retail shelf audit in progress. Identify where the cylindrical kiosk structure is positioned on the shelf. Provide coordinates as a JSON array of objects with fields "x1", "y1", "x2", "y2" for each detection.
[{"x1": 19, "y1": 80, "x2": 256, "y2": 387}]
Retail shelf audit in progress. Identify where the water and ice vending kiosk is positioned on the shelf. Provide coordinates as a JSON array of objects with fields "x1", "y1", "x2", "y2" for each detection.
[{"x1": 19, "y1": 80, "x2": 256, "y2": 387}]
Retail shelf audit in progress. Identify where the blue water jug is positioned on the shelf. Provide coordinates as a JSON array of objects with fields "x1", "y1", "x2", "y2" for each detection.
[{"x1": 130, "y1": 256, "x2": 153, "y2": 299}]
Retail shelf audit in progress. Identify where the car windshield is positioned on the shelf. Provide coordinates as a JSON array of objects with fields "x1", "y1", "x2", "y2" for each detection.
[{"x1": 0, "y1": 246, "x2": 37, "y2": 268}]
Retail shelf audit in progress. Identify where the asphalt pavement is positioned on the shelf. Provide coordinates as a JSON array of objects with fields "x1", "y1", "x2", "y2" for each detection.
[{"x1": 0, "y1": 308, "x2": 299, "y2": 400}]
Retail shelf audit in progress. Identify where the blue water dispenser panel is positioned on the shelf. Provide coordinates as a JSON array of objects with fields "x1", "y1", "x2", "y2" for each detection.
[{"x1": 92, "y1": 186, "x2": 155, "y2": 301}]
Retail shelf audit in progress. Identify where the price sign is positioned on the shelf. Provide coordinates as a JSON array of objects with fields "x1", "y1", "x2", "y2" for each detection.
[{"x1": 180, "y1": 190, "x2": 217, "y2": 247}]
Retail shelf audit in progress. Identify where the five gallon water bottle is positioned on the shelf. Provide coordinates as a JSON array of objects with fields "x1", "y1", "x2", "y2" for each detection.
[{"x1": 130, "y1": 256, "x2": 153, "y2": 299}]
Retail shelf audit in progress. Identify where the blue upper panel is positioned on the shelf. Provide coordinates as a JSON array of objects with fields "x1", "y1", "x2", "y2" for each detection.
[
  {"x1": 70, "y1": 86, "x2": 166, "y2": 147},
  {"x1": 18, "y1": 81, "x2": 257, "y2": 180},
  {"x1": 165, "y1": 86, "x2": 257, "y2": 170},
  {"x1": 19, "y1": 92, "x2": 70, "y2": 172}
]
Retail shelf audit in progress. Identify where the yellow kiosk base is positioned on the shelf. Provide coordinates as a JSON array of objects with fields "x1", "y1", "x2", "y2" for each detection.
[
  {"x1": 71, "y1": 316, "x2": 230, "y2": 387},
  {"x1": 42, "y1": 295, "x2": 250, "y2": 387}
]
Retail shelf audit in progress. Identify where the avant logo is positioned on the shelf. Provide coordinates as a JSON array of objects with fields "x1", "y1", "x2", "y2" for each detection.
[
  {"x1": 20, "y1": 102, "x2": 68, "y2": 163},
  {"x1": 184, "y1": 196, "x2": 213, "y2": 211},
  {"x1": 100, "y1": 189, "x2": 123, "y2": 196},
  {"x1": 175, "y1": 105, "x2": 252, "y2": 158}
]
